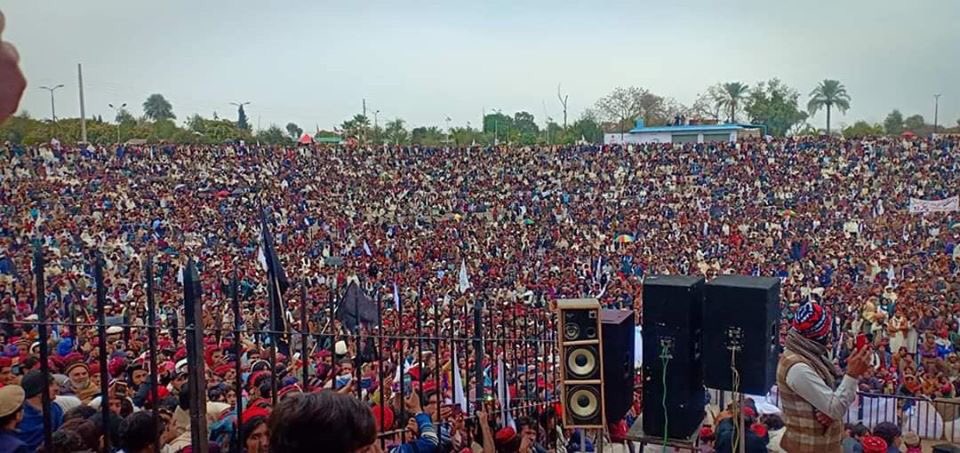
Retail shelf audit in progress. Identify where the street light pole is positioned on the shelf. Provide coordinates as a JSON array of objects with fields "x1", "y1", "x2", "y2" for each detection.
[
  {"x1": 373, "y1": 110, "x2": 380, "y2": 145},
  {"x1": 445, "y1": 116, "x2": 451, "y2": 145},
  {"x1": 108, "y1": 103, "x2": 127, "y2": 143},
  {"x1": 934, "y1": 94, "x2": 941, "y2": 135},
  {"x1": 39, "y1": 84, "x2": 65, "y2": 121},
  {"x1": 230, "y1": 101, "x2": 251, "y2": 130},
  {"x1": 493, "y1": 109, "x2": 501, "y2": 146}
]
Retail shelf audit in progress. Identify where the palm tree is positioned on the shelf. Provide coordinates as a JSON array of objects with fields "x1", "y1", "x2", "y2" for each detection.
[
  {"x1": 720, "y1": 82, "x2": 749, "y2": 123},
  {"x1": 807, "y1": 79, "x2": 851, "y2": 136}
]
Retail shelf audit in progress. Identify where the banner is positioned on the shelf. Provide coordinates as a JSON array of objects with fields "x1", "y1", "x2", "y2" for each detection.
[{"x1": 909, "y1": 196, "x2": 959, "y2": 214}]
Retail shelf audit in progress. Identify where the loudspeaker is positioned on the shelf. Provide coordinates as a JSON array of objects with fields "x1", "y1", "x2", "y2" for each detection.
[
  {"x1": 557, "y1": 299, "x2": 605, "y2": 428},
  {"x1": 600, "y1": 309, "x2": 635, "y2": 423},
  {"x1": 642, "y1": 275, "x2": 705, "y2": 440},
  {"x1": 703, "y1": 275, "x2": 780, "y2": 395}
]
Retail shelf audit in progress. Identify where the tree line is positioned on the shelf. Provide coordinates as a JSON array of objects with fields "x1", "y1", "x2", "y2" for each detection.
[{"x1": 1, "y1": 84, "x2": 957, "y2": 146}]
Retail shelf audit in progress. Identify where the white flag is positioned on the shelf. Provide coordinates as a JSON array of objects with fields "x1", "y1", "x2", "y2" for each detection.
[
  {"x1": 452, "y1": 347, "x2": 467, "y2": 413},
  {"x1": 458, "y1": 259, "x2": 472, "y2": 294},
  {"x1": 393, "y1": 282, "x2": 401, "y2": 311},
  {"x1": 256, "y1": 245, "x2": 267, "y2": 271},
  {"x1": 363, "y1": 240, "x2": 372, "y2": 257}
]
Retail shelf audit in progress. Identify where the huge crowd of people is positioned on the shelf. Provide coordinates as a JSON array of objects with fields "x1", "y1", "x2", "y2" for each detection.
[{"x1": 0, "y1": 135, "x2": 958, "y2": 452}]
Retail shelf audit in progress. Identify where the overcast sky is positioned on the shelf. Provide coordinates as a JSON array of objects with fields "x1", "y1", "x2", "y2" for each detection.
[{"x1": 4, "y1": 0, "x2": 958, "y2": 132}]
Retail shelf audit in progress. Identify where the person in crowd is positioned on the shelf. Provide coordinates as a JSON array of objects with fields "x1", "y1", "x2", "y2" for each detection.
[
  {"x1": 268, "y1": 391, "x2": 381, "y2": 453},
  {"x1": 17, "y1": 370, "x2": 65, "y2": 450},
  {"x1": 241, "y1": 415, "x2": 269, "y2": 453},
  {"x1": 872, "y1": 422, "x2": 902, "y2": 453},
  {"x1": 0, "y1": 385, "x2": 28, "y2": 452},
  {"x1": 777, "y1": 301, "x2": 871, "y2": 452},
  {"x1": 860, "y1": 436, "x2": 888, "y2": 453},
  {"x1": 900, "y1": 431, "x2": 920, "y2": 453},
  {"x1": 117, "y1": 411, "x2": 163, "y2": 453},
  {"x1": 761, "y1": 414, "x2": 786, "y2": 453},
  {"x1": 842, "y1": 423, "x2": 869, "y2": 453}
]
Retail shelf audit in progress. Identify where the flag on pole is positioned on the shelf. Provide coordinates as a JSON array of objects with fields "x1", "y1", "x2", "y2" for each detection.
[
  {"x1": 260, "y1": 210, "x2": 290, "y2": 333},
  {"x1": 452, "y1": 347, "x2": 467, "y2": 413},
  {"x1": 363, "y1": 240, "x2": 372, "y2": 257},
  {"x1": 393, "y1": 281, "x2": 401, "y2": 311},
  {"x1": 594, "y1": 256, "x2": 602, "y2": 282},
  {"x1": 458, "y1": 259, "x2": 472, "y2": 294}
]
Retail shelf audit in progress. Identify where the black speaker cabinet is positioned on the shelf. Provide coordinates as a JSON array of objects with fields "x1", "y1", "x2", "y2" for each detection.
[
  {"x1": 703, "y1": 275, "x2": 780, "y2": 395},
  {"x1": 557, "y1": 299, "x2": 604, "y2": 428},
  {"x1": 642, "y1": 275, "x2": 705, "y2": 439},
  {"x1": 600, "y1": 309, "x2": 635, "y2": 423}
]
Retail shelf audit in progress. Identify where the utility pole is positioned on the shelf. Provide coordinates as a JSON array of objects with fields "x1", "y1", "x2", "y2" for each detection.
[
  {"x1": 372, "y1": 110, "x2": 380, "y2": 145},
  {"x1": 362, "y1": 99, "x2": 367, "y2": 145},
  {"x1": 108, "y1": 103, "x2": 127, "y2": 143},
  {"x1": 493, "y1": 108, "x2": 501, "y2": 146},
  {"x1": 39, "y1": 84, "x2": 65, "y2": 122},
  {"x1": 445, "y1": 116, "x2": 452, "y2": 145},
  {"x1": 557, "y1": 84, "x2": 569, "y2": 129},
  {"x1": 934, "y1": 94, "x2": 941, "y2": 135},
  {"x1": 78, "y1": 64, "x2": 88, "y2": 143}
]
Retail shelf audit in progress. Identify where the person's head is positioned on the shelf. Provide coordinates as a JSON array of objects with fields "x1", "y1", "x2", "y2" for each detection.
[
  {"x1": 118, "y1": 411, "x2": 160, "y2": 453},
  {"x1": 47, "y1": 428, "x2": 86, "y2": 453},
  {"x1": 873, "y1": 421, "x2": 901, "y2": 449},
  {"x1": 67, "y1": 363, "x2": 90, "y2": 388},
  {"x1": 241, "y1": 416, "x2": 269, "y2": 453},
  {"x1": 847, "y1": 422, "x2": 868, "y2": 439},
  {"x1": 132, "y1": 367, "x2": 148, "y2": 386},
  {"x1": 268, "y1": 392, "x2": 377, "y2": 453},
  {"x1": 516, "y1": 416, "x2": 537, "y2": 442},
  {"x1": 338, "y1": 359, "x2": 354, "y2": 376},
  {"x1": 60, "y1": 418, "x2": 103, "y2": 452},
  {"x1": 792, "y1": 302, "x2": 832, "y2": 345},
  {"x1": 0, "y1": 385, "x2": 24, "y2": 430},
  {"x1": 761, "y1": 414, "x2": 784, "y2": 431},
  {"x1": 21, "y1": 370, "x2": 55, "y2": 402}
]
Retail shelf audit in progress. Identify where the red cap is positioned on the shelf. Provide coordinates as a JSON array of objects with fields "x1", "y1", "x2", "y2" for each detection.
[
  {"x1": 371, "y1": 405, "x2": 394, "y2": 432},
  {"x1": 495, "y1": 427, "x2": 516, "y2": 445},
  {"x1": 861, "y1": 436, "x2": 888, "y2": 453}
]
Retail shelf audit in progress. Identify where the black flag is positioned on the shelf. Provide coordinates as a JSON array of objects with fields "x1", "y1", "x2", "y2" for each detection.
[
  {"x1": 337, "y1": 282, "x2": 380, "y2": 332},
  {"x1": 259, "y1": 210, "x2": 290, "y2": 333}
]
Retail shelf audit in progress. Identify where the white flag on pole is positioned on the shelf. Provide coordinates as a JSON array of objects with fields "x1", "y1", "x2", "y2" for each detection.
[
  {"x1": 393, "y1": 282, "x2": 401, "y2": 311},
  {"x1": 363, "y1": 240, "x2": 373, "y2": 256},
  {"x1": 458, "y1": 259, "x2": 472, "y2": 294},
  {"x1": 496, "y1": 357, "x2": 515, "y2": 429},
  {"x1": 452, "y1": 347, "x2": 468, "y2": 413}
]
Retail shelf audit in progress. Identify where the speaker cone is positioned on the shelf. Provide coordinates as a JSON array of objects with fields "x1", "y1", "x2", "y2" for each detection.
[
  {"x1": 564, "y1": 323, "x2": 580, "y2": 341},
  {"x1": 568, "y1": 386, "x2": 600, "y2": 419},
  {"x1": 566, "y1": 346, "x2": 597, "y2": 378}
]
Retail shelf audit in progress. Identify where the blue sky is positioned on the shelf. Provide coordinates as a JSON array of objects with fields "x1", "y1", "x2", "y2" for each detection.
[{"x1": 5, "y1": 0, "x2": 959, "y2": 131}]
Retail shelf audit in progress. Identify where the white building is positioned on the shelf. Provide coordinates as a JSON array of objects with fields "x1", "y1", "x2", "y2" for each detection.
[{"x1": 604, "y1": 119, "x2": 757, "y2": 145}]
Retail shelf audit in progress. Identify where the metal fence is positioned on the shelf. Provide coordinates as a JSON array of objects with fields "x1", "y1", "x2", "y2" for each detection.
[
  {"x1": 711, "y1": 388, "x2": 960, "y2": 442},
  {"x1": 6, "y1": 247, "x2": 562, "y2": 452}
]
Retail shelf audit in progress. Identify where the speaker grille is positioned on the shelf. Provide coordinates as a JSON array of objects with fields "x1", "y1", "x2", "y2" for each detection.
[
  {"x1": 567, "y1": 385, "x2": 601, "y2": 422},
  {"x1": 563, "y1": 310, "x2": 598, "y2": 341},
  {"x1": 565, "y1": 345, "x2": 600, "y2": 380}
]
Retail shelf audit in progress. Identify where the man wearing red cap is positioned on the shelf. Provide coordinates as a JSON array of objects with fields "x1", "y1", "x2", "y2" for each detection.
[{"x1": 776, "y1": 302, "x2": 872, "y2": 452}]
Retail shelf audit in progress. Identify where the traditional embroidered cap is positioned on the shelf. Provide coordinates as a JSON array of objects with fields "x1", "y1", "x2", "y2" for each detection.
[
  {"x1": 860, "y1": 436, "x2": 888, "y2": 453},
  {"x1": 792, "y1": 302, "x2": 831, "y2": 342}
]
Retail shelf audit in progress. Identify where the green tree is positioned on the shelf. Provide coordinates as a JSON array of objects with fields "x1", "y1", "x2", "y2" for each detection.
[
  {"x1": 384, "y1": 118, "x2": 408, "y2": 145},
  {"x1": 410, "y1": 126, "x2": 445, "y2": 146},
  {"x1": 482, "y1": 112, "x2": 514, "y2": 144},
  {"x1": 341, "y1": 114, "x2": 370, "y2": 141},
  {"x1": 807, "y1": 79, "x2": 851, "y2": 136},
  {"x1": 594, "y1": 86, "x2": 668, "y2": 138},
  {"x1": 565, "y1": 110, "x2": 603, "y2": 143},
  {"x1": 842, "y1": 121, "x2": 884, "y2": 138},
  {"x1": 904, "y1": 114, "x2": 926, "y2": 132},
  {"x1": 720, "y1": 82, "x2": 750, "y2": 123},
  {"x1": 513, "y1": 111, "x2": 539, "y2": 145},
  {"x1": 285, "y1": 122, "x2": 303, "y2": 140},
  {"x1": 883, "y1": 110, "x2": 904, "y2": 135},
  {"x1": 256, "y1": 125, "x2": 289, "y2": 145},
  {"x1": 115, "y1": 108, "x2": 136, "y2": 124},
  {"x1": 743, "y1": 79, "x2": 808, "y2": 136},
  {"x1": 237, "y1": 105, "x2": 250, "y2": 131},
  {"x1": 691, "y1": 84, "x2": 726, "y2": 121},
  {"x1": 142, "y1": 94, "x2": 176, "y2": 121}
]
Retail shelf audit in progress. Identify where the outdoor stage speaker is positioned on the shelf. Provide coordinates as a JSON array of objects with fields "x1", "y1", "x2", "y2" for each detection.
[
  {"x1": 642, "y1": 275, "x2": 705, "y2": 440},
  {"x1": 557, "y1": 299, "x2": 605, "y2": 428},
  {"x1": 600, "y1": 309, "x2": 635, "y2": 423},
  {"x1": 703, "y1": 275, "x2": 780, "y2": 395}
]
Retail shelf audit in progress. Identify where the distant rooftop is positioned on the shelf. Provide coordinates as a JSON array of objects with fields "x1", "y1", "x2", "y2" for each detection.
[{"x1": 627, "y1": 119, "x2": 751, "y2": 134}]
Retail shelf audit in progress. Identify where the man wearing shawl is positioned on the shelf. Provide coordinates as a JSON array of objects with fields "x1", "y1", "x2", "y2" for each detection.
[{"x1": 776, "y1": 302, "x2": 872, "y2": 452}]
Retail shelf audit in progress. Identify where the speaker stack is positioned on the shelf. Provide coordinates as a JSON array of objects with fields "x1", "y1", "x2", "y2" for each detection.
[
  {"x1": 641, "y1": 275, "x2": 706, "y2": 440},
  {"x1": 557, "y1": 298, "x2": 605, "y2": 428},
  {"x1": 702, "y1": 275, "x2": 780, "y2": 395}
]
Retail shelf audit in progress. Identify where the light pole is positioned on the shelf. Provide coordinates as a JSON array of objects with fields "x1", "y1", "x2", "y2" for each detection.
[
  {"x1": 108, "y1": 103, "x2": 127, "y2": 143},
  {"x1": 445, "y1": 116, "x2": 451, "y2": 145},
  {"x1": 372, "y1": 110, "x2": 380, "y2": 145},
  {"x1": 934, "y1": 94, "x2": 941, "y2": 135},
  {"x1": 39, "y1": 84, "x2": 65, "y2": 121}
]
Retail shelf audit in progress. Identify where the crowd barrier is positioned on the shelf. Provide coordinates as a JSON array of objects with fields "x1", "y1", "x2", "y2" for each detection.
[{"x1": 4, "y1": 247, "x2": 562, "y2": 451}]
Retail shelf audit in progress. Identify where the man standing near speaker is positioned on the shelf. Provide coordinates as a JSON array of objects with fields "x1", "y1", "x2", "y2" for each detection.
[{"x1": 777, "y1": 302, "x2": 872, "y2": 452}]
